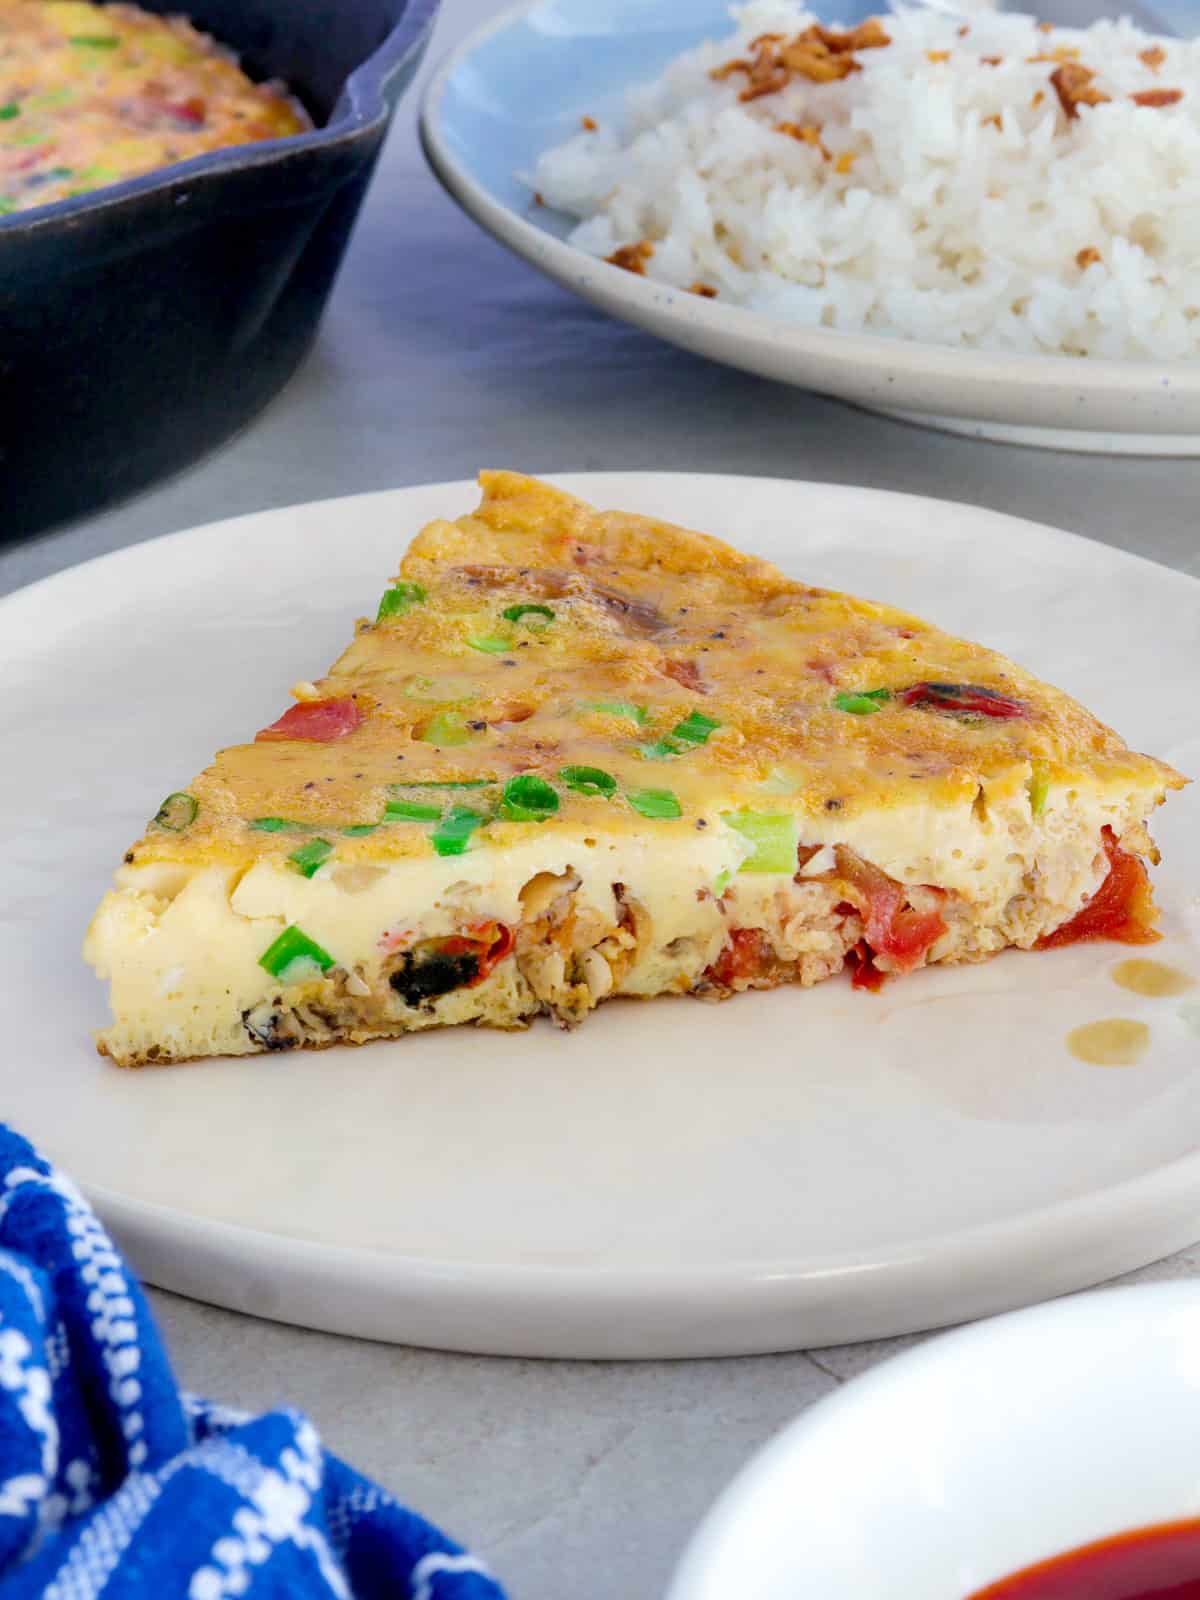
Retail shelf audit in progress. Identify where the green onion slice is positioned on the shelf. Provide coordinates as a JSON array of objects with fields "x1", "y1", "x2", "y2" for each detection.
[
  {"x1": 502, "y1": 603, "x2": 554, "y2": 626},
  {"x1": 467, "y1": 636, "x2": 513, "y2": 655},
  {"x1": 418, "y1": 711, "x2": 476, "y2": 747},
  {"x1": 713, "y1": 868, "x2": 732, "y2": 897},
  {"x1": 342, "y1": 823, "x2": 379, "y2": 837},
  {"x1": 152, "y1": 792, "x2": 197, "y2": 831},
  {"x1": 627, "y1": 787, "x2": 682, "y2": 820},
  {"x1": 259, "y1": 924, "x2": 335, "y2": 982},
  {"x1": 501, "y1": 774, "x2": 560, "y2": 822},
  {"x1": 70, "y1": 34, "x2": 121, "y2": 47},
  {"x1": 832, "y1": 689, "x2": 890, "y2": 715},
  {"x1": 0, "y1": 103, "x2": 19, "y2": 120},
  {"x1": 723, "y1": 809, "x2": 799, "y2": 873},
  {"x1": 249, "y1": 816, "x2": 304, "y2": 833},
  {"x1": 431, "y1": 805, "x2": 486, "y2": 857},
  {"x1": 671, "y1": 710, "x2": 720, "y2": 746},
  {"x1": 1028, "y1": 768, "x2": 1050, "y2": 818},
  {"x1": 559, "y1": 765, "x2": 617, "y2": 798},
  {"x1": 639, "y1": 710, "x2": 721, "y2": 760},
  {"x1": 384, "y1": 799, "x2": 443, "y2": 822},
  {"x1": 288, "y1": 838, "x2": 334, "y2": 878},
  {"x1": 377, "y1": 581, "x2": 426, "y2": 621},
  {"x1": 580, "y1": 698, "x2": 649, "y2": 725},
  {"x1": 638, "y1": 737, "x2": 683, "y2": 760}
]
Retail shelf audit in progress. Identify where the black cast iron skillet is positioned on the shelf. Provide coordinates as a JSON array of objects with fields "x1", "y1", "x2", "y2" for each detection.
[{"x1": 0, "y1": 0, "x2": 440, "y2": 539}]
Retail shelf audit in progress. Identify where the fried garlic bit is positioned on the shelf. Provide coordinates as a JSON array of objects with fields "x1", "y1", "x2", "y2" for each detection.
[{"x1": 712, "y1": 18, "x2": 890, "y2": 101}]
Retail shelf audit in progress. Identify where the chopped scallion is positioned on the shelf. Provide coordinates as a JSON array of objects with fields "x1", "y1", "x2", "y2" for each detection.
[
  {"x1": 384, "y1": 799, "x2": 442, "y2": 822},
  {"x1": 258, "y1": 924, "x2": 335, "y2": 982},
  {"x1": 288, "y1": 838, "x2": 334, "y2": 878},
  {"x1": 0, "y1": 103, "x2": 19, "y2": 120},
  {"x1": 501, "y1": 774, "x2": 560, "y2": 822},
  {"x1": 1028, "y1": 768, "x2": 1050, "y2": 818},
  {"x1": 833, "y1": 689, "x2": 891, "y2": 715},
  {"x1": 559, "y1": 765, "x2": 617, "y2": 798},
  {"x1": 377, "y1": 581, "x2": 426, "y2": 621},
  {"x1": 502, "y1": 603, "x2": 554, "y2": 626},
  {"x1": 152, "y1": 792, "x2": 197, "y2": 831},
  {"x1": 723, "y1": 810, "x2": 799, "y2": 873},
  {"x1": 342, "y1": 823, "x2": 379, "y2": 837},
  {"x1": 249, "y1": 817, "x2": 303, "y2": 833},
  {"x1": 713, "y1": 868, "x2": 731, "y2": 897},
  {"x1": 467, "y1": 636, "x2": 512, "y2": 654},
  {"x1": 418, "y1": 711, "x2": 475, "y2": 747},
  {"x1": 639, "y1": 737, "x2": 684, "y2": 761},
  {"x1": 580, "y1": 699, "x2": 649, "y2": 725},
  {"x1": 639, "y1": 710, "x2": 721, "y2": 760},
  {"x1": 627, "y1": 787, "x2": 682, "y2": 820},
  {"x1": 672, "y1": 710, "x2": 720, "y2": 745},
  {"x1": 70, "y1": 34, "x2": 121, "y2": 47},
  {"x1": 431, "y1": 805, "x2": 485, "y2": 857}
]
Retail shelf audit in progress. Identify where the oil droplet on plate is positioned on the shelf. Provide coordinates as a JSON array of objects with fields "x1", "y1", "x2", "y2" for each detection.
[
  {"x1": 1067, "y1": 1019, "x2": 1150, "y2": 1067},
  {"x1": 1111, "y1": 958, "x2": 1194, "y2": 999}
]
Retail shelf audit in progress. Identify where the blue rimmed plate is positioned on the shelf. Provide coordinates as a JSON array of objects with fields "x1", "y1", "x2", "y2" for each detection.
[{"x1": 420, "y1": 0, "x2": 1200, "y2": 454}]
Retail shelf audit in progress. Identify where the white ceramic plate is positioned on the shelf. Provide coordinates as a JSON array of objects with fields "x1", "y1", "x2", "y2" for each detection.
[
  {"x1": 420, "y1": 0, "x2": 1200, "y2": 455},
  {"x1": 668, "y1": 1282, "x2": 1200, "y2": 1600},
  {"x1": 4, "y1": 473, "x2": 1198, "y2": 1359}
]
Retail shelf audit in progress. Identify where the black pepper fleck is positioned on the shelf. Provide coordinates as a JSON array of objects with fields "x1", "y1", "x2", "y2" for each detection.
[
  {"x1": 123, "y1": 851, "x2": 134, "y2": 864},
  {"x1": 502, "y1": 659, "x2": 517, "y2": 667},
  {"x1": 304, "y1": 782, "x2": 317, "y2": 791},
  {"x1": 467, "y1": 720, "x2": 487, "y2": 732},
  {"x1": 712, "y1": 630, "x2": 726, "y2": 639},
  {"x1": 695, "y1": 819, "x2": 708, "y2": 829},
  {"x1": 825, "y1": 798, "x2": 842, "y2": 811}
]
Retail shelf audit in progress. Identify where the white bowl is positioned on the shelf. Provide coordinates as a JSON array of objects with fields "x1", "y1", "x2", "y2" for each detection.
[{"x1": 667, "y1": 1283, "x2": 1200, "y2": 1600}]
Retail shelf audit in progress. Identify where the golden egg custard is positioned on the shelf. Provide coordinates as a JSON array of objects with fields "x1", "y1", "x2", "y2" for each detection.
[
  {"x1": 85, "y1": 472, "x2": 1185, "y2": 1066},
  {"x1": 0, "y1": 0, "x2": 307, "y2": 213}
]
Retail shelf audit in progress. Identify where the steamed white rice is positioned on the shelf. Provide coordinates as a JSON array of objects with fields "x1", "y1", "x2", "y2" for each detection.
[{"x1": 530, "y1": 3, "x2": 1200, "y2": 359}]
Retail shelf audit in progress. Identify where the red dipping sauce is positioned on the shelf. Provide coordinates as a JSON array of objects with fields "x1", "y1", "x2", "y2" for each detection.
[{"x1": 967, "y1": 1519, "x2": 1200, "y2": 1599}]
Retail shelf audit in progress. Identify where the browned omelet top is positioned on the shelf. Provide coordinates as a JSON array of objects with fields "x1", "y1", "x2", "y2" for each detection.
[
  {"x1": 0, "y1": 1, "x2": 307, "y2": 214},
  {"x1": 130, "y1": 472, "x2": 1182, "y2": 869}
]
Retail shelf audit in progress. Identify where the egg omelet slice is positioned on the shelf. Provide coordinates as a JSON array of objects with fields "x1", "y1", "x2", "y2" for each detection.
[{"x1": 85, "y1": 472, "x2": 1185, "y2": 1066}]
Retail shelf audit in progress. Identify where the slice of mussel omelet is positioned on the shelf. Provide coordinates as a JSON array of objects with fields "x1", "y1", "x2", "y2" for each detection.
[{"x1": 85, "y1": 472, "x2": 1185, "y2": 1066}]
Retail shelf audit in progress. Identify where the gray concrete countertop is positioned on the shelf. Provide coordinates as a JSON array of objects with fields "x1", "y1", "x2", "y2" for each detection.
[{"x1": 4, "y1": 0, "x2": 1198, "y2": 1594}]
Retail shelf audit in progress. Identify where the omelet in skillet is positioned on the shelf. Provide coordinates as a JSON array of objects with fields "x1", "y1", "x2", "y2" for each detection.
[
  {"x1": 85, "y1": 472, "x2": 1184, "y2": 1065},
  {"x1": 0, "y1": 0, "x2": 306, "y2": 214}
]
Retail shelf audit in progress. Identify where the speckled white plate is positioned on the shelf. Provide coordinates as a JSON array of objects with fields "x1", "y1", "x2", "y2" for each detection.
[
  {"x1": 420, "y1": 0, "x2": 1200, "y2": 454},
  {"x1": 3, "y1": 473, "x2": 1199, "y2": 1358}
]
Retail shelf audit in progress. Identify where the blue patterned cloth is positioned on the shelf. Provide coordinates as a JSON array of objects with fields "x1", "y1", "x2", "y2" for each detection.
[{"x1": 0, "y1": 1126, "x2": 506, "y2": 1600}]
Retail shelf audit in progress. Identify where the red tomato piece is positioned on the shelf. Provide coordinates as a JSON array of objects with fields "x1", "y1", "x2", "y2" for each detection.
[
  {"x1": 900, "y1": 682, "x2": 1025, "y2": 719},
  {"x1": 255, "y1": 698, "x2": 363, "y2": 742},
  {"x1": 663, "y1": 658, "x2": 707, "y2": 693},
  {"x1": 704, "y1": 928, "x2": 774, "y2": 988},
  {"x1": 847, "y1": 941, "x2": 886, "y2": 992},
  {"x1": 1035, "y1": 827, "x2": 1159, "y2": 949},
  {"x1": 438, "y1": 922, "x2": 514, "y2": 986},
  {"x1": 835, "y1": 848, "x2": 947, "y2": 972}
]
